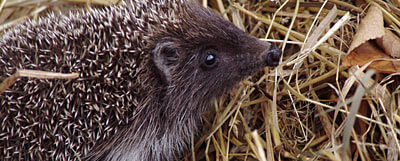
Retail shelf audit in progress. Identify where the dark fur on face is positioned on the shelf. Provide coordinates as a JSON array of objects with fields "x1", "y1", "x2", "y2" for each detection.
[{"x1": 0, "y1": 0, "x2": 280, "y2": 161}]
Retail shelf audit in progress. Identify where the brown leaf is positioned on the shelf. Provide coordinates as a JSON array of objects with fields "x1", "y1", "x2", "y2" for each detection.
[
  {"x1": 376, "y1": 29, "x2": 400, "y2": 58},
  {"x1": 343, "y1": 41, "x2": 400, "y2": 74},
  {"x1": 348, "y1": 6, "x2": 385, "y2": 53}
]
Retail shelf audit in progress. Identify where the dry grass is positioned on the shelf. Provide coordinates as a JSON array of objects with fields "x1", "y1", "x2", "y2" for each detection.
[{"x1": 0, "y1": 0, "x2": 399, "y2": 160}]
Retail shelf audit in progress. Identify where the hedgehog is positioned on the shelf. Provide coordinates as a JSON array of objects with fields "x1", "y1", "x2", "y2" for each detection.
[{"x1": 0, "y1": 0, "x2": 281, "y2": 160}]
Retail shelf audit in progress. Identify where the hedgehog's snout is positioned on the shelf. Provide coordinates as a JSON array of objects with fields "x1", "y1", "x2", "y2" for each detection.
[{"x1": 264, "y1": 44, "x2": 281, "y2": 67}]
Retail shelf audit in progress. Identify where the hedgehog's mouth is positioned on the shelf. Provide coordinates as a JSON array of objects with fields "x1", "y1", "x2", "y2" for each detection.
[
  {"x1": 237, "y1": 45, "x2": 281, "y2": 79},
  {"x1": 237, "y1": 61, "x2": 265, "y2": 78}
]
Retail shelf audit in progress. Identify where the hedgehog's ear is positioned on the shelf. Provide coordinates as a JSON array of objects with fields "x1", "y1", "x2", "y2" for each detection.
[{"x1": 152, "y1": 41, "x2": 179, "y2": 83}]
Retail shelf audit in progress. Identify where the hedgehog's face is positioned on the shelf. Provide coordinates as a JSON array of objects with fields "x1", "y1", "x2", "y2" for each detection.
[
  {"x1": 188, "y1": 36, "x2": 280, "y2": 97},
  {"x1": 151, "y1": 1, "x2": 281, "y2": 103},
  {"x1": 152, "y1": 33, "x2": 281, "y2": 101}
]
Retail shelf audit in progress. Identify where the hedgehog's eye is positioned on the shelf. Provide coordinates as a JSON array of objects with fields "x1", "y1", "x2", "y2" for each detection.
[{"x1": 201, "y1": 49, "x2": 218, "y2": 69}]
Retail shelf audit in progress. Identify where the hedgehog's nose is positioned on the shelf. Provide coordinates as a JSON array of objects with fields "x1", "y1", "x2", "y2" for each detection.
[{"x1": 265, "y1": 45, "x2": 281, "y2": 67}]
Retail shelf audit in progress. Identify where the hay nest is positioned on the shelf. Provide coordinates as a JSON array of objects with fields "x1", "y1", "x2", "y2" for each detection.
[{"x1": 0, "y1": 0, "x2": 399, "y2": 160}]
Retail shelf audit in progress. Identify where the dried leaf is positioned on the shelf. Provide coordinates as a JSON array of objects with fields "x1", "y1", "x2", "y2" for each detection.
[
  {"x1": 343, "y1": 41, "x2": 400, "y2": 73},
  {"x1": 376, "y1": 29, "x2": 400, "y2": 58},
  {"x1": 348, "y1": 6, "x2": 385, "y2": 53}
]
